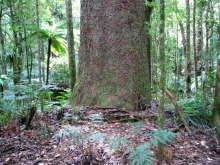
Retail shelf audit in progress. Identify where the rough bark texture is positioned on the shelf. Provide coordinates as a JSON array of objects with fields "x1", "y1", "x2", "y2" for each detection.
[
  {"x1": 65, "y1": 0, "x2": 76, "y2": 92},
  {"x1": 75, "y1": 0, "x2": 151, "y2": 109}
]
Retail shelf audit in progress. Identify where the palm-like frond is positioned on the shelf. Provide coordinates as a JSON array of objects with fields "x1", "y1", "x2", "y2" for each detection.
[
  {"x1": 51, "y1": 38, "x2": 66, "y2": 55},
  {"x1": 29, "y1": 27, "x2": 67, "y2": 55}
]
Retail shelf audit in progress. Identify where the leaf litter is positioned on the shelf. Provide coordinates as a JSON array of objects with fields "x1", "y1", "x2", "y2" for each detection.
[{"x1": 0, "y1": 105, "x2": 220, "y2": 165}]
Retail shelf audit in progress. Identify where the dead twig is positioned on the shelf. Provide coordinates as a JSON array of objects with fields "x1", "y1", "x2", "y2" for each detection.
[{"x1": 164, "y1": 88, "x2": 191, "y2": 133}]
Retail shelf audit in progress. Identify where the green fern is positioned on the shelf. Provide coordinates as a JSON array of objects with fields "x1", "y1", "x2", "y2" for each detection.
[
  {"x1": 108, "y1": 136, "x2": 129, "y2": 151},
  {"x1": 149, "y1": 130, "x2": 176, "y2": 146},
  {"x1": 127, "y1": 130, "x2": 176, "y2": 165},
  {"x1": 129, "y1": 121, "x2": 145, "y2": 135},
  {"x1": 87, "y1": 132, "x2": 105, "y2": 143},
  {"x1": 53, "y1": 125, "x2": 84, "y2": 143},
  {"x1": 127, "y1": 143, "x2": 154, "y2": 165}
]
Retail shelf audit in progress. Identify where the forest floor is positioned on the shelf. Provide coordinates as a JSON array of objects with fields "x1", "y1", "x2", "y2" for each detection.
[{"x1": 1, "y1": 105, "x2": 220, "y2": 165}]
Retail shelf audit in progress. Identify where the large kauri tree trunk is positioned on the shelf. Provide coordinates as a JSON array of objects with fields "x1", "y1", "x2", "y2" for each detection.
[{"x1": 75, "y1": 0, "x2": 151, "y2": 109}]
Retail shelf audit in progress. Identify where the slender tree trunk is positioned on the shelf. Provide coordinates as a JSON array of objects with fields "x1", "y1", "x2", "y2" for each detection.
[
  {"x1": 65, "y1": 0, "x2": 76, "y2": 92},
  {"x1": 29, "y1": 48, "x2": 33, "y2": 83},
  {"x1": 185, "y1": 0, "x2": 191, "y2": 96},
  {"x1": 213, "y1": 5, "x2": 220, "y2": 136},
  {"x1": 0, "y1": 6, "x2": 7, "y2": 75},
  {"x1": 75, "y1": 0, "x2": 151, "y2": 109},
  {"x1": 8, "y1": 2, "x2": 23, "y2": 84},
  {"x1": 157, "y1": 0, "x2": 166, "y2": 160},
  {"x1": 36, "y1": 0, "x2": 42, "y2": 83},
  {"x1": 145, "y1": 0, "x2": 154, "y2": 87},
  {"x1": 46, "y1": 38, "x2": 52, "y2": 85},
  {"x1": 197, "y1": 0, "x2": 204, "y2": 78},
  {"x1": 175, "y1": 23, "x2": 179, "y2": 96},
  {"x1": 23, "y1": 25, "x2": 30, "y2": 82},
  {"x1": 204, "y1": 1, "x2": 210, "y2": 104},
  {"x1": 158, "y1": 0, "x2": 166, "y2": 129},
  {"x1": 178, "y1": 21, "x2": 187, "y2": 96},
  {"x1": 193, "y1": 0, "x2": 198, "y2": 90},
  {"x1": 41, "y1": 42, "x2": 45, "y2": 82}
]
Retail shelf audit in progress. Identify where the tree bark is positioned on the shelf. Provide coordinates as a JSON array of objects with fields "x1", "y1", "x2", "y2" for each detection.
[
  {"x1": 65, "y1": 0, "x2": 76, "y2": 92},
  {"x1": 7, "y1": 1, "x2": 24, "y2": 84},
  {"x1": 36, "y1": 0, "x2": 42, "y2": 83},
  {"x1": 193, "y1": 0, "x2": 198, "y2": 90},
  {"x1": 41, "y1": 42, "x2": 46, "y2": 82},
  {"x1": 196, "y1": 0, "x2": 204, "y2": 76},
  {"x1": 185, "y1": 0, "x2": 191, "y2": 95},
  {"x1": 0, "y1": 6, "x2": 7, "y2": 75},
  {"x1": 145, "y1": 0, "x2": 154, "y2": 87},
  {"x1": 46, "y1": 38, "x2": 52, "y2": 85},
  {"x1": 158, "y1": 0, "x2": 165, "y2": 128},
  {"x1": 213, "y1": 5, "x2": 220, "y2": 136},
  {"x1": 75, "y1": 0, "x2": 151, "y2": 109},
  {"x1": 204, "y1": 1, "x2": 210, "y2": 104}
]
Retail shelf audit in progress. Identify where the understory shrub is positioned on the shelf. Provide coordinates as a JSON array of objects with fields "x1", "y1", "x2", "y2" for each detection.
[{"x1": 177, "y1": 93, "x2": 213, "y2": 129}]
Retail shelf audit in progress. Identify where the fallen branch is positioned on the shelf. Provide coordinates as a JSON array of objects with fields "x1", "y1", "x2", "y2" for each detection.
[{"x1": 164, "y1": 88, "x2": 191, "y2": 133}]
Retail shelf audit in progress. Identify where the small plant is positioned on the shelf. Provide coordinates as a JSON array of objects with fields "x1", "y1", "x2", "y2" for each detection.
[
  {"x1": 53, "y1": 125, "x2": 105, "y2": 144},
  {"x1": 88, "y1": 132, "x2": 105, "y2": 143},
  {"x1": 129, "y1": 121, "x2": 145, "y2": 135},
  {"x1": 177, "y1": 96, "x2": 212, "y2": 128},
  {"x1": 89, "y1": 113, "x2": 103, "y2": 123},
  {"x1": 55, "y1": 92, "x2": 71, "y2": 106},
  {"x1": 148, "y1": 130, "x2": 176, "y2": 146},
  {"x1": 126, "y1": 130, "x2": 176, "y2": 165},
  {"x1": 53, "y1": 125, "x2": 106, "y2": 160},
  {"x1": 127, "y1": 143, "x2": 154, "y2": 165},
  {"x1": 72, "y1": 107, "x2": 81, "y2": 115},
  {"x1": 108, "y1": 136, "x2": 129, "y2": 151},
  {"x1": 53, "y1": 125, "x2": 84, "y2": 143},
  {"x1": 0, "y1": 84, "x2": 38, "y2": 126}
]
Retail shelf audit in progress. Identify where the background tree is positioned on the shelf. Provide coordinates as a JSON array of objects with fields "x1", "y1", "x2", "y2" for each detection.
[
  {"x1": 65, "y1": 0, "x2": 76, "y2": 92},
  {"x1": 36, "y1": 0, "x2": 42, "y2": 83},
  {"x1": 158, "y1": 0, "x2": 166, "y2": 129},
  {"x1": 213, "y1": 4, "x2": 220, "y2": 136},
  {"x1": 193, "y1": 0, "x2": 198, "y2": 90},
  {"x1": 185, "y1": 0, "x2": 191, "y2": 95}
]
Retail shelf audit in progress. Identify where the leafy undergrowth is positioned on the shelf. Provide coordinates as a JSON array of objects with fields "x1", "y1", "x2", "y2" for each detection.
[{"x1": 0, "y1": 105, "x2": 220, "y2": 165}]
